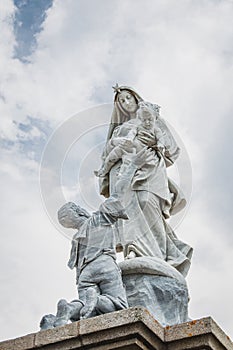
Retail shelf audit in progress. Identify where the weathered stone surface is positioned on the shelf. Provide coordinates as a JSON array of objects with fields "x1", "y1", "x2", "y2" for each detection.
[
  {"x1": 79, "y1": 306, "x2": 164, "y2": 350},
  {"x1": 0, "y1": 333, "x2": 35, "y2": 350},
  {"x1": 79, "y1": 306, "x2": 164, "y2": 338},
  {"x1": 35, "y1": 321, "x2": 79, "y2": 347},
  {"x1": 123, "y1": 274, "x2": 189, "y2": 326},
  {"x1": 0, "y1": 307, "x2": 232, "y2": 350},
  {"x1": 165, "y1": 317, "x2": 233, "y2": 350}
]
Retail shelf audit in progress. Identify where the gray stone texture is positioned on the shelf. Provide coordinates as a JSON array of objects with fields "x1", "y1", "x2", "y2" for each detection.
[
  {"x1": 1, "y1": 307, "x2": 232, "y2": 350},
  {"x1": 122, "y1": 274, "x2": 189, "y2": 326},
  {"x1": 119, "y1": 256, "x2": 190, "y2": 326}
]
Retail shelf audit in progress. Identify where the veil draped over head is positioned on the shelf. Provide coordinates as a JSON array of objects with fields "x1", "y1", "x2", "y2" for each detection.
[
  {"x1": 100, "y1": 85, "x2": 143, "y2": 197},
  {"x1": 106, "y1": 85, "x2": 143, "y2": 141}
]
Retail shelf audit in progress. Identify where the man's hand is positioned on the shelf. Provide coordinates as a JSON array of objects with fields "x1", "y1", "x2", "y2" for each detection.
[
  {"x1": 58, "y1": 202, "x2": 80, "y2": 229},
  {"x1": 112, "y1": 147, "x2": 154, "y2": 200}
]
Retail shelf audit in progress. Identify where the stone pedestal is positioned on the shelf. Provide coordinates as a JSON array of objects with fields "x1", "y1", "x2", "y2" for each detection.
[
  {"x1": 119, "y1": 256, "x2": 190, "y2": 326},
  {"x1": 122, "y1": 275, "x2": 189, "y2": 326},
  {"x1": 1, "y1": 307, "x2": 232, "y2": 350}
]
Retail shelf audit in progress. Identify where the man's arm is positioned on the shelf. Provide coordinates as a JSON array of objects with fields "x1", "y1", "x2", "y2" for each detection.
[
  {"x1": 57, "y1": 148, "x2": 153, "y2": 228},
  {"x1": 110, "y1": 147, "x2": 153, "y2": 201},
  {"x1": 98, "y1": 147, "x2": 153, "y2": 221}
]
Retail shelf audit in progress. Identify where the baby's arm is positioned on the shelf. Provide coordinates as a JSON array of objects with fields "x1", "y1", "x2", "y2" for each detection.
[{"x1": 95, "y1": 146, "x2": 124, "y2": 177}]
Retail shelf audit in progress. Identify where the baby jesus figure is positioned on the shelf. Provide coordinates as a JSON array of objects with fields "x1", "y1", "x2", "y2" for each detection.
[{"x1": 95, "y1": 102, "x2": 165, "y2": 178}]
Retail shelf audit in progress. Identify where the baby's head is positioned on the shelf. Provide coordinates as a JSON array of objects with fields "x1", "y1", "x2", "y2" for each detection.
[{"x1": 136, "y1": 102, "x2": 156, "y2": 131}]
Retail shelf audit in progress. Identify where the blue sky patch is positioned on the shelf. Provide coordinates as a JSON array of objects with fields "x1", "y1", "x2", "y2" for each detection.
[
  {"x1": 13, "y1": 0, "x2": 53, "y2": 61},
  {"x1": 1, "y1": 117, "x2": 52, "y2": 162}
]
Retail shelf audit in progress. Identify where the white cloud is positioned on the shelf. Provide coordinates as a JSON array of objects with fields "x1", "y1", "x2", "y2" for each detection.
[{"x1": 0, "y1": 0, "x2": 233, "y2": 343}]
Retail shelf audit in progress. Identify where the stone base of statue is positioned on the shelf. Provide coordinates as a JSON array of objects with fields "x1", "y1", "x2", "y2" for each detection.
[
  {"x1": 122, "y1": 274, "x2": 189, "y2": 326},
  {"x1": 1, "y1": 307, "x2": 232, "y2": 350},
  {"x1": 119, "y1": 256, "x2": 190, "y2": 326}
]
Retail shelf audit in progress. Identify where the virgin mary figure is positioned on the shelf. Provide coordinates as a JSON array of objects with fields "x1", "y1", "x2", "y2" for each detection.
[{"x1": 97, "y1": 85, "x2": 192, "y2": 277}]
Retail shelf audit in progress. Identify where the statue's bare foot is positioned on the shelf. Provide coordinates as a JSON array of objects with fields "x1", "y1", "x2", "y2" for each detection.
[
  {"x1": 40, "y1": 314, "x2": 56, "y2": 330},
  {"x1": 80, "y1": 287, "x2": 98, "y2": 319},
  {"x1": 126, "y1": 251, "x2": 136, "y2": 259}
]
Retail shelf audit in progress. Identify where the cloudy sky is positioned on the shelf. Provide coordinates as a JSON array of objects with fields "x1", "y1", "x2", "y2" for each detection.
[{"x1": 0, "y1": 0, "x2": 233, "y2": 343}]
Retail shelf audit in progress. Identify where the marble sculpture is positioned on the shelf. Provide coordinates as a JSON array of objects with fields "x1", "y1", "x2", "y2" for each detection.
[{"x1": 40, "y1": 85, "x2": 192, "y2": 330}]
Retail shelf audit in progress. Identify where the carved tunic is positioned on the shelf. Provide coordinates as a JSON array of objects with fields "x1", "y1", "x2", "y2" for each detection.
[{"x1": 68, "y1": 199, "x2": 125, "y2": 277}]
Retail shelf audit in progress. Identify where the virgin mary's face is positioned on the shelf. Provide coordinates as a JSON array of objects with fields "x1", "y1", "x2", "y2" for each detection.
[{"x1": 118, "y1": 90, "x2": 138, "y2": 113}]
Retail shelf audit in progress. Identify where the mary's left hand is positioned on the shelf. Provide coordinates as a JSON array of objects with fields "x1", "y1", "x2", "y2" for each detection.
[{"x1": 137, "y1": 130, "x2": 156, "y2": 147}]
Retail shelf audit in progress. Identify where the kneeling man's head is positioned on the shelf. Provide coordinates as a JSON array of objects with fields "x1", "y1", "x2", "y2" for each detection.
[{"x1": 58, "y1": 202, "x2": 90, "y2": 230}]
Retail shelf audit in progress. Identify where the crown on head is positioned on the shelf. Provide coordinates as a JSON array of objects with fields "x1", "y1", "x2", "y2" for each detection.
[{"x1": 112, "y1": 83, "x2": 122, "y2": 94}]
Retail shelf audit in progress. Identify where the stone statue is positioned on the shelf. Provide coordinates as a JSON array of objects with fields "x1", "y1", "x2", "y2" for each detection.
[
  {"x1": 40, "y1": 148, "x2": 154, "y2": 329},
  {"x1": 40, "y1": 85, "x2": 193, "y2": 330},
  {"x1": 98, "y1": 86, "x2": 192, "y2": 273},
  {"x1": 95, "y1": 85, "x2": 193, "y2": 325}
]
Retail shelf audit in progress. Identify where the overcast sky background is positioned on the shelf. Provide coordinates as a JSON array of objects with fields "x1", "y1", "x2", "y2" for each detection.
[{"x1": 0, "y1": 0, "x2": 233, "y2": 342}]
